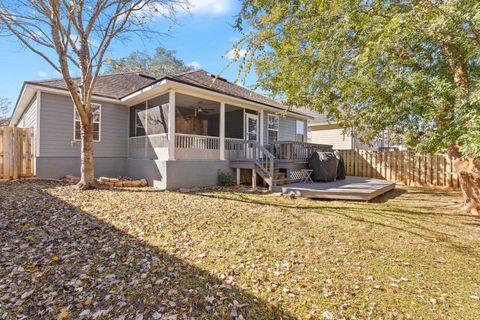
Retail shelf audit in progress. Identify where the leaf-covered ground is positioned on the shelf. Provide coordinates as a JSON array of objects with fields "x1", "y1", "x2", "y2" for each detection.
[{"x1": 1, "y1": 180, "x2": 479, "y2": 319}]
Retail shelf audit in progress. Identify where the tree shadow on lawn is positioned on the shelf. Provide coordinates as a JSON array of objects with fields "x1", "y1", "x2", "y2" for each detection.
[
  {"x1": 0, "y1": 181, "x2": 294, "y2": 319},
  {"x1": 190, "y1": 189, "x2": 478, "y2": 258}
]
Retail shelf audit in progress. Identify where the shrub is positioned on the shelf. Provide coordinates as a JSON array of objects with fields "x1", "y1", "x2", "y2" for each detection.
[{"x1": 218, "y1": 170, "x2": 234, "y2": 187}]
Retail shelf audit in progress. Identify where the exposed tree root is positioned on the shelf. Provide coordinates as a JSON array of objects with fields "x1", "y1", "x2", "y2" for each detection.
[{"x1": 76, "y1": 180, "x2": 97, "y2": 190}]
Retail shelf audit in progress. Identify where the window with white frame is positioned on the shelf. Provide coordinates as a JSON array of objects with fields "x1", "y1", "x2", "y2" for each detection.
[
  {"x1": 296, "y1": 120, "x2": 305, "y2": 142},
  {"x1": 74, "y1": 103, "x2": 101, "y2": 141},
  {"x1": 267, "y1": 114, "x2": 279, "y2": 143}
]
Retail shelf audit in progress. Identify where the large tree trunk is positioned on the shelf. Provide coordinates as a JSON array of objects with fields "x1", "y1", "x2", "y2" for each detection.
[
  {"x1": 77, "y1": 120, "x2": 96, "y2": 190},
  {"x1": 440, "y1": 40, "x2": 479, "y2": 215},
  {"x1": 453, "y1": 158, "x2": 480, "y2": 216},
  {"x1": 449, "y1": 146, "x2": 480, "y2": 215}
]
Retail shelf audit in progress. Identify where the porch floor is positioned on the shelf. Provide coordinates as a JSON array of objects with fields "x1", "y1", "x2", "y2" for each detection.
[{"x1": 271, "y1": 176, "x2": 395, "y2": 201}]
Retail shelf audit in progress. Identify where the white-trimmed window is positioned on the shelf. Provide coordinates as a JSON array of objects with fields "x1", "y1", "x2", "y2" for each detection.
[
  {"x1": 296, "y1": 120, "x2": 305, "y2": 142},
  {"x1": 267, "y1": 114, "x2": 279, "y2": 143},
  {"x1": 74, "y1": 103, "x2": 101, "y2": 141}
]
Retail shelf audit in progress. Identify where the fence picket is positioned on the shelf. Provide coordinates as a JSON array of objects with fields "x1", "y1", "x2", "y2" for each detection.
[
  {"x1": 337, "y1": 149, "x2": 459, "y2": 189},
  {"x1": 0, "y1": 127, "x2": 34, "y2": 180}
]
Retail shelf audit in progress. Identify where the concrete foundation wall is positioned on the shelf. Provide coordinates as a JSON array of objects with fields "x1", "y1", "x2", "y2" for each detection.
[
  {"x1": 36, "y1": 157, "x2": 232, "y2": 190},
  {"x1": 126, "y1": 159, "x2": 166, "y2": 187},
  {"x1": 35, "y1": 157, "x2": 126, "y2": 178},
  {"x1": 165, "y1": 160, "x2": 232, "y2": 190}
]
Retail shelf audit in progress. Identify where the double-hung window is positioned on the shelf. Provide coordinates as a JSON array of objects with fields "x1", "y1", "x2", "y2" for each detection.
[
  {"x1": 74, "y1": 103, "x2": 101, "y2": 141},
  {"x1": 296, "y1": 120, "x2": 305, "y2": 142},
  {"x1": 267, "y1": 114, "x2": 279, "y2": 143}
]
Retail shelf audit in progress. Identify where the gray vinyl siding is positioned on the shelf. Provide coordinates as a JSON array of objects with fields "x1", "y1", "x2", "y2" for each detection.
[
  {"x1": 18, "y1": 97, "x2": 37, "y2": 129},
  {"x1": 263, "y1": 111, "x2": 307, "y2": 144},
  {"x1": 39, "y1": 93, "x2": 128, "y2": 157},
  {"x1": 17, "y1": 96, "x2": 39, "y2": 157}
]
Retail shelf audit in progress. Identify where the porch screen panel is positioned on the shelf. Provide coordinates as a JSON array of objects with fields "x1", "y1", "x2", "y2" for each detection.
[
  {"x1": 225, "y1": 105, "x2": 243, "y2": 139},
  {"x1": 129, "y1": 103, "x2": 146, "y2": 137},
  {"x1": 147, "y1": 94, "x2": 169, "y2": 135}
]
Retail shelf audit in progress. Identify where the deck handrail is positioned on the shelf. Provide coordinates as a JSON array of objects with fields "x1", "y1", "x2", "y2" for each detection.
[
  {"x1": 271, "y1": 140, "x2": 333, "y2": 148},
  {"x1": 225, "y1": 139, "x2": 275, "y2": 160},
  {"x1": 252, "y1": 142, "x2": 275, "y2": 187},
  {"x1": 270, "y1": 141, "x2": 332, "y2": 161},
  {"x1": 226, "y1": 139, "x2": 275, "y2": 188}
]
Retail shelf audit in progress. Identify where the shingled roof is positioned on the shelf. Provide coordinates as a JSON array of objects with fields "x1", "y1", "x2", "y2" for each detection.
[
  {"x1": 27, "y1": 72, "x2": 157, "y2": 99},
  {"x1": 27, "y1": 70, "x2": 310, "y2": 116},
  {"x1": 166, "y1": 70, "x2": 284, "y2": 109}
]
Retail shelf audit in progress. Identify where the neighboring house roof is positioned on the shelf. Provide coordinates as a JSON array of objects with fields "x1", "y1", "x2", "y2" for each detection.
[
  {"x1": 294, "y1": 107, "x2": 334, "y2": 126},
  {"x1": 27, "y1": 72, "x2": 157, "y2": 100}
]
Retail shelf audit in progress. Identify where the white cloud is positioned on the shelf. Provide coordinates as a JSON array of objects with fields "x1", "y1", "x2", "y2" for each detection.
[
  {"x1": 188, "y1": 61, "x2": 201, "y2": 69},
  {"x1": 37, "y1": 71, "x2": 49, "y2": 78},
  {"x1": 227, "y1": 48, "x2": 247, "y2": 60},
  {"x1": 187, "y1": 0, "x2": 233, "y2": 15},
  {"x1": 140, "y1": 0, "x2": 233, "y2": 18}
]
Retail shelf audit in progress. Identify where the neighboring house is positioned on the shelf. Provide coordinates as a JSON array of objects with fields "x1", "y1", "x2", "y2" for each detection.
[
  {"x1": 10, "y1": 70, "x2": 331, "y2": 189},
  {"x1": 299, "y1": 108, "x2": 406, "y2": 151}
]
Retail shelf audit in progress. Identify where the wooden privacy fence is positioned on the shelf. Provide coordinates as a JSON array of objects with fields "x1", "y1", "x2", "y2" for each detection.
[
  {"x1": 0, "y1": 127, "x2": 34, "y2": 180},
  {"x1": 338, "y1": 149, "x2": 460, "y2": 189}
]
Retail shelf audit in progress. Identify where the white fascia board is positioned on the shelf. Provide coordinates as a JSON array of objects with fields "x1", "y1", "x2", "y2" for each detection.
[{"x1": 120, "y1": 79, "x2": 168, "y2": 106}]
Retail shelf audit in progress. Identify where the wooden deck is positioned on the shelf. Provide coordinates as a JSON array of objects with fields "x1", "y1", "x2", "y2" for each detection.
[{"x1": 271, "y1": 176, "x2": 396, "y2": 201}]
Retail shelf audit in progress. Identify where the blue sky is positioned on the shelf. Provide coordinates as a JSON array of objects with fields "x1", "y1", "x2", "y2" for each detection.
[{"x1": 0, "y1": 0, "x2": 256, "y2": 115}]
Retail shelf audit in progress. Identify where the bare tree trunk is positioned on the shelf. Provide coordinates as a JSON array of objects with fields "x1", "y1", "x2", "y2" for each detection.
[
  {"x1": 77, "y1": 120, "x2": 96, "y2": 190},
  {"x1": 449, "y1": 146, "x2": 480, "y2": 215},
  {"x1": 453, "y1": 159, "x2": 480, "y2": 215}
]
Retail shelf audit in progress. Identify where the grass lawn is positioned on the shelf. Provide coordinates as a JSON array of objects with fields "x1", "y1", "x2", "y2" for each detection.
[{"x1": 1, "y1": 180, "x2": 479, "y2": 319}]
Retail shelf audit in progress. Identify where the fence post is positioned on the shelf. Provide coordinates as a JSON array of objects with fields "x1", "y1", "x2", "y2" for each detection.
[
  {"x1": 22, "y1": 128, "x2": 31, "y2": 177},
  {"x1": 3, "y1": 127, "x2": 11, "y2": 179}
]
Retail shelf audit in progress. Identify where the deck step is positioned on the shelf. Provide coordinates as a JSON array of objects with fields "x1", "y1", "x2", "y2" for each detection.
[
  {"x1": 273, "y1": 172, "x2": 286, "y2": 179},
  {"x1": 273, "y1": 178, "x2": 291, "y2": 185}
]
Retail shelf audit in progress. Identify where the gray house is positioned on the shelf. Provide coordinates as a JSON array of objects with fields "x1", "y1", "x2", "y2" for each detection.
[{"x1": 10, "y1": 70, "x2": 330, "y2": 189}]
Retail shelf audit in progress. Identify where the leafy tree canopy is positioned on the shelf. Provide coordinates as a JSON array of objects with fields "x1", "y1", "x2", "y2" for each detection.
[
  {"x1": 235, "y1": 0, "x2": 480, "y2": 157},
  {"x1": 108, "y1": 47, "x2": 193, "y2": 78}
]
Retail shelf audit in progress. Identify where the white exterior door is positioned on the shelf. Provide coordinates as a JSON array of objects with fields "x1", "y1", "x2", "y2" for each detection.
[
  {"x1": 245, "y1": 113, "x2": 259, "y2": 159},
  {"x1": 245, "y1": 113, "x2": 259, "y2": 142}
]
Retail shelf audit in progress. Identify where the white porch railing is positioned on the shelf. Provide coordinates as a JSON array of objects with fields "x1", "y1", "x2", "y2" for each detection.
[
  {"x1": 175, "y1": 134, "x2": 221, "y2": 160},
  {"x1": 175, "y1": 133, "x2": 220, "y2": 150}
]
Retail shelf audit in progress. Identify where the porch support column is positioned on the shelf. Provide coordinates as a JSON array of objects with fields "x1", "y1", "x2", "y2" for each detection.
[
  {"x1": 259, "y1": 110, "x2": 264, "y2": 146},
  {"x1": 220, "y1": 102, "x2": 226, "y2": 160},
  {"x1": 168, "y1": 90, "x2": 176, "y2": 160}
]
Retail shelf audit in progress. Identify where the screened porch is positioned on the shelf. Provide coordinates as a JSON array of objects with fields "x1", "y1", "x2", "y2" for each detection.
[{"x1": 127, "y1": 92, "x2": 250, "y2": 161}]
